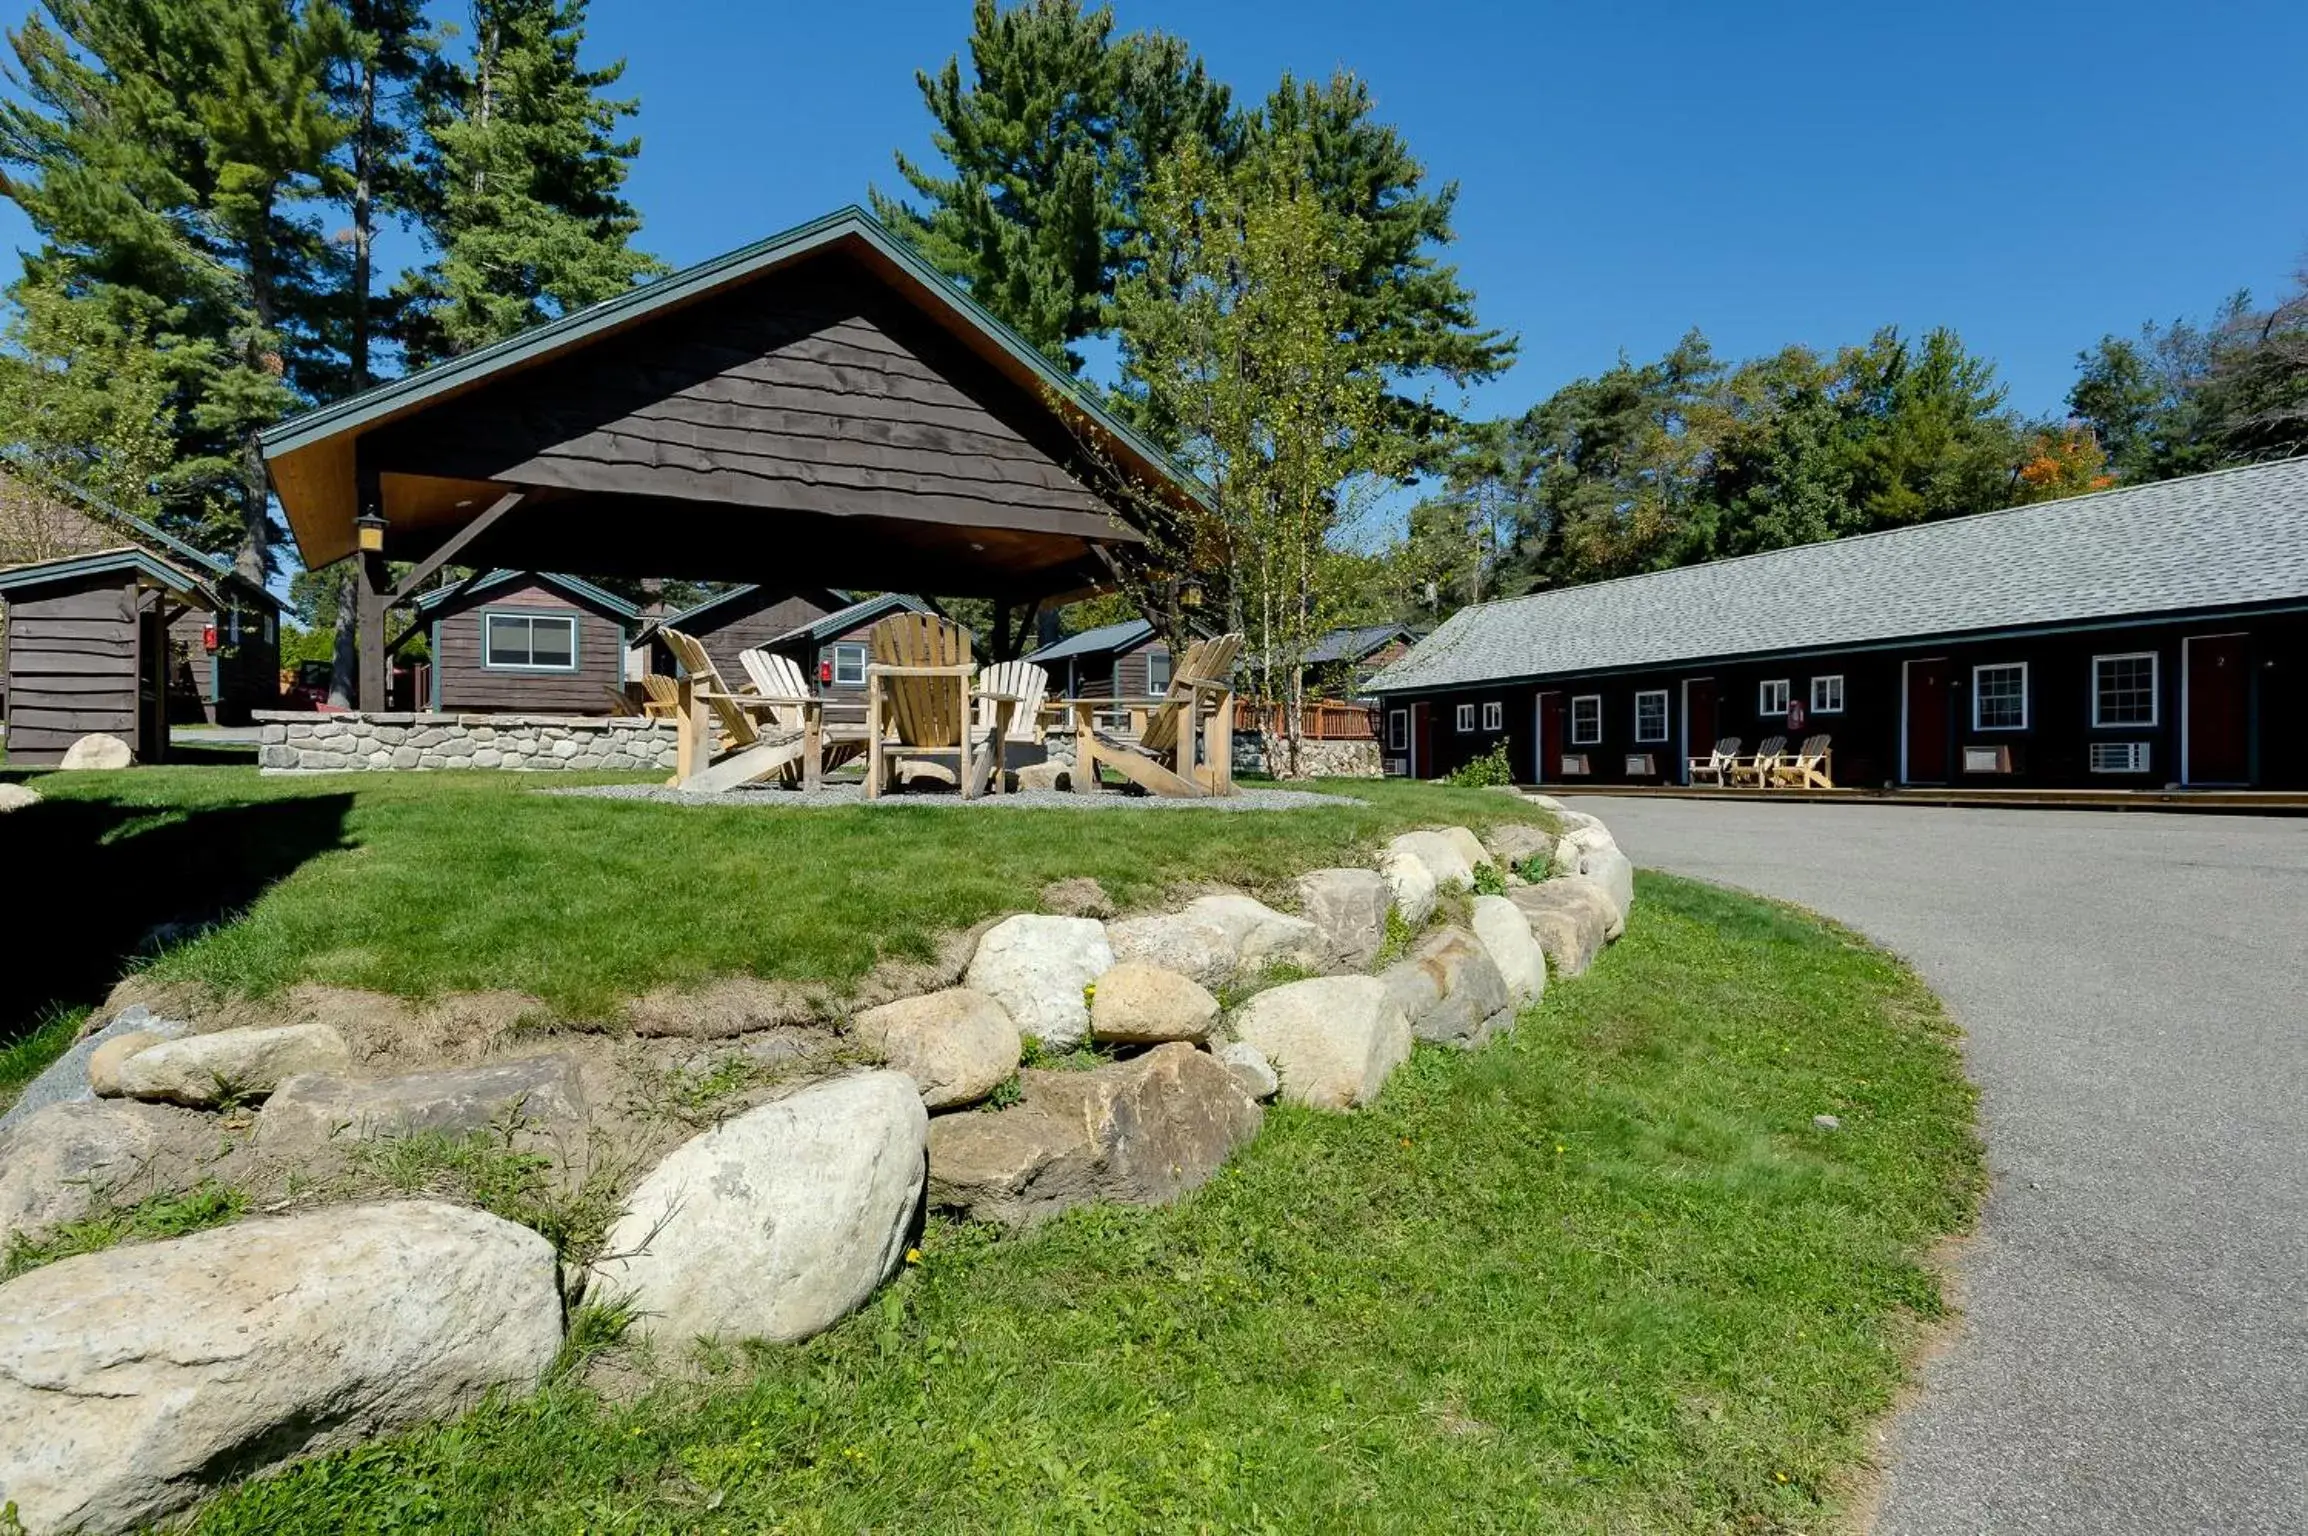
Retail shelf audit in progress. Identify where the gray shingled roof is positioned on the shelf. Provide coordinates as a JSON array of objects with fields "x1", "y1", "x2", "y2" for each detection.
[
  {"x1": 765, "y1": 592, "x2": 930, "y2": 646},
  {"x1": 1305, "y1": 623, "x2": 1420, "y2": 666},
  {"x1": 1368, "y1": 457, "x2": 2308, "y2": 694},
  {"x1": 1029, "y1": 618, "x2": 1156, "y2": 663}
]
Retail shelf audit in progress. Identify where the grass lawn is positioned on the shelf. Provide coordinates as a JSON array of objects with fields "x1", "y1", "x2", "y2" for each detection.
[
  {"x1": 180, "y1": 873, "x2": 1980, "y2": 1535},
  {"x1": 0, "y1": 764, "x2": 1545, "y2": 1099}
]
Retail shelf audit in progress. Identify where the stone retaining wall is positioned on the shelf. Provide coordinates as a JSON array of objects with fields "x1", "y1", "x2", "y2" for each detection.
[{"x1": 254, "y1": 711, "x2": 677, "y2": 774}]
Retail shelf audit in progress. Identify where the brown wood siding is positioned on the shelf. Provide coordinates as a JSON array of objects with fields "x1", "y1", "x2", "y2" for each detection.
[
  {"x1": 4, "y1": 577, "x2": 139, "y2": 762},
  {"x1": 364, "y1": 253, "x2": 1112, "y2": 539},
  {"x1": 1060, "y1": 637, "x2": 1172, "y2": 701},
  {"x1": 431, "y1": 579, "x2": 625, "y2": 714},
  {"x1": 667, "y1": 589, "x2": 840, "y2": 683}
]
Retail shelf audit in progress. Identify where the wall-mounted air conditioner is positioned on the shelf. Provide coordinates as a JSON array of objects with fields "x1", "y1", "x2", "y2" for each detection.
[
  {"x1": 1962, "y1": 745, "x2": 2013, "y2": 774},
  {"x1": 2089, "y1": 741, "x2": 2151, "y2": 774},
  {"x1": 1625, "y1": 753, "x2": 1656, "y2": 776},
  {"x1": 1383, "y1": 756, "x2": 1409, "y2": 777},
  {"x1": 1559, "y1": 754, "x2": 1591, "y2": 776}
]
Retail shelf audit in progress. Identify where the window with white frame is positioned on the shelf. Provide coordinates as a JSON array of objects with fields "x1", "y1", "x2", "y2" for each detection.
[
  {"x1": 1570, "y1": 694, "x2": 1602, "y2": 745},
  {"x1": 1810, "y1": 674, "x2": 1845, "y2": 713},
  {"x1": 830, "y1": 643, "x2": 867, "y2": 686},
  {"x1": 2092, "y1": 652, "x2": 2157, "y2": 727},
  {"x1": 1482, "y1": 700, "x2": 1503, "y2": 730},
  {"x1": 1455, "y1": 702, "x2": 1476, "y2": 732},
  {"x1": 483, "y1": 611, "x2": 577, "y2": 670},
  {"x1": 1973, "y1": 662, "x2": 2028, "y2": 729},
  {"x1": 1388, "y1": 709, "x2": 1409, "y2": 751},
  {"x1": 1633, "y1": 689, "x2": 1668, "y2": 742},
  {"x1": 1146, "y1": 647, "x2": 1173, "y2": 692},
  {"x1": 1759, "y1": 678, "x2": 1790, "y2": 716}
]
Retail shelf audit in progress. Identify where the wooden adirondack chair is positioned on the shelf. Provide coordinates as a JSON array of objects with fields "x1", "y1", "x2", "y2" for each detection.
[
  {"x1": 1772, "y1": 733, "x2": 1835, "y2": 789},
  {"x1": 863, "y1": 612, "x2": 1017, "y2": 799},
  {"x1": 739, "y1": 646, "x2": 865, "y2": 783},
  {"x1": 662, "y1": 628, "x2": 818, "y2": 793},
  {"x1": 1687, "y1": 735, "x2": 1741, "y2": 786},
  {"x1": 1070, "y1": 633, "x2": 1243, "y2": 798},
  {"x1": 975, "y1": 659, "x2": 1053, "y2": 745},
  {"x1": 639, "y1": 674, "x2": 682, "y2": 720},
  {"x1": 602, "y1": 683, "x2": 645, "y2": 717},
  {"x1": 1728, "y1": 734, "x2": 1787, "y2": 788}
]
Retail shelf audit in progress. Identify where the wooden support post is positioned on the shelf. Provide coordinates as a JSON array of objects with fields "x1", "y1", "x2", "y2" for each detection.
[
  {"x1": 356, "y1": 552, "x2": 387, "y2": 710},
  {"x1": 989, "y1": 600, "x2": 1016, "y2": 664},
  {"x1": 865, "y1": 671, "x2": 885, "y2": 799},
  {"x1": 674, "y1": 677, "x2": 698, "y2": 785},
  {"x1": 802, "y1": 709, "x2": 823, "y2": 793}
]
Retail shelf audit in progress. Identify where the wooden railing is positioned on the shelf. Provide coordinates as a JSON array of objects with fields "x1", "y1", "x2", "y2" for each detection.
[{"x1": 1235, "y1": 701, "x2": 1379, "y2": 740}]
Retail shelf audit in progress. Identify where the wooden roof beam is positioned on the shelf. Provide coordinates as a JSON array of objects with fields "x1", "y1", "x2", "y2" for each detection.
[{"x1": 388, "y1": 489, "x2": 528, "y2": 606}]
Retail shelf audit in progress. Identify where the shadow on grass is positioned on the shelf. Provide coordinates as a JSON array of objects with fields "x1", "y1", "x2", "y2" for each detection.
[{"x1": 0, "y1": 791, "x2": 354, "y2": 1043}]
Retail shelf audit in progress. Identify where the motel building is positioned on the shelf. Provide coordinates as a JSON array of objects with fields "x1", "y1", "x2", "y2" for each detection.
[{"x1": 1366, "y1": 458, "x2": 2308, "y2": 794}]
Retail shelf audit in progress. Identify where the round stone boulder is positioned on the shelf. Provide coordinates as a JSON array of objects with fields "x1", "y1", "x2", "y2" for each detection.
[
  {"x1": 1230, "y1": 975, "x2": 1412, "y2": 1111},
  {"x1": 588, "y1": 1070, "x2": 928, "y2": 1344},
  {"x1": 85, "y1": 1033, "x2": 169, "y2": 1099},
  {"x1": 58, "y1": 733, "x2": 132, "y2": 771},
  {"x1": 0, "y1": 784, "x2": 38, "y2": 814},
  {"x1": 1090, "y1": 962, "x2": 1219, "y2": 1045},
  {"x1": 0, "y1": 1101, "x2": 164, "y2": 1250},
  {"x1": 1214, "y1": 1039, "x2": 1280, "y2": 1101},
  {"x1": 1175, "y1": 894, "x2": 1328, "y2": 977},
  {"x1": 1469, "y1": 894, "x2": 1548, "y2": 1005},
  {"x1": 851, "y1": 987, "x2": 1020, "y2": 1110},
  {"x1": 0, "y1": 1201, "x2": 561, "y2": 1536},
  {"x1": 1294, "y1": 867, "x2": 1391, "y2": 971},
  {"x1": 112, "y1": 1023, "x2": 352, "y2": 1108},
  {"x1": 964, "y1": 914, "x2": 1114, "y2": 1051},
  {"x1": 1379, "y1": 842, "x2": 1438, "y2": 927},
  {"x1": 1105, "y1": 911, "x2": 1236, "y2": 990}
]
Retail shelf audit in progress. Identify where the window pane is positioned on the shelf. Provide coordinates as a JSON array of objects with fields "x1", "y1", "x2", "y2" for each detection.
[
  {"x1": 2095, "y1": 655, "x2": 2155, "y2": 726},
  {"x1": 528, "y1": 617, "x2": 574, "y2": 669},
  {"x1": 1811, "y1": 675, "x2": 1844, "y2": 712},
  {"x1": 486, "y1": 614, "x2": 530, "y2": 667},
  {"x1": 1635, "y1": 691, "x2": 1667, "y2": 742},
  {"x1": 1976, "y1": 664, "x2": 2026, "y2": 728},
  {"x1": 1571, "y1": 696, "x2": 1601, "y2": 744},
  {"x1": 1761, "y1": 679, "x2": 1789, "y2": 715},
  {"x1": 1148, "y1": 650, "x2": 1172, "y2": 690}
]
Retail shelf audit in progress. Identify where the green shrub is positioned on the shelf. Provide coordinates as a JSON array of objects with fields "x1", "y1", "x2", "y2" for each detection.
[
  {"x1": 1472, "y1": 861, "x2": 1507, "y2": 896},
  {"x1": 1445, "y1": 742, "x2": 1514, "y2": 788}
]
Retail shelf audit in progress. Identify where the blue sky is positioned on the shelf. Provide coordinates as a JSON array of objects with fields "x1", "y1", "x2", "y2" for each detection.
[
  {"x1": 5, "y1": 0, "x2": 2303, "y2": 423},
  {"x1": 575, "y1": 0, "x2": 2308, "y2": 421}
]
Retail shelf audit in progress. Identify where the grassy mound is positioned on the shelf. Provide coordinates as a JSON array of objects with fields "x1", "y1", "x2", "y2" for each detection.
[{"x1": 186, "y1": 874, "x2": 1980, "y2": 1534}]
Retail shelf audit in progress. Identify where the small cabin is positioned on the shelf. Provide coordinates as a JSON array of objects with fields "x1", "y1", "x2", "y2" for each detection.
[
  {"x1": 634, "y1": 583, "x2": 847, "y2": 684},
  {"x1": 407, "y1": 570, "x2": 638, "y2": 714},
  {"x1": 1029, "y1": 618, "x2": 1173, "y2": 702},
  {"x1": 0, "y1": 547, "x2": 280, "y2": 765}
]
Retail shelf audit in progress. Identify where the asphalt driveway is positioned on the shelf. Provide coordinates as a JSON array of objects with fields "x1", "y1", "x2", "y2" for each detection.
[{"x1": 1561, "y1": 796, "x2": 2308, "y2": 1536}]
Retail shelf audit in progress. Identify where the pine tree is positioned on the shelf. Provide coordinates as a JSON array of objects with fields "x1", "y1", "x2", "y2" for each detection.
[
  {"x1": 0, "y1": 0, "x2": 350, "y2": 580},
  {"x1": 1245, "y1": 72, "x2": 1515, "y2": 468},
  {"x1": 398, "y1": 0, "x2": 657, "y2": 366},
  {"x1": 872, "y1": 0, "x2": 1226, "y2": 370}
]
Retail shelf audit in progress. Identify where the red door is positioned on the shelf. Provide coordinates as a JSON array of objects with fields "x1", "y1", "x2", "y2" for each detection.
[
  {"x1": 1535, "y1": 692, "x2": 1565, "y2": 782},
  {"x1": 1412, "y1": 702, "x2": 1435, "y2": 779},
  {"x1": 2186, "y1": 634, "x2": 2251, "y2": 784},
  {"x1": 1683, "y1": 678, "x2": 1716, "y2": 783},
  {"x1": 1904, "y1": 659, "x2": 1950, "y2": 784}
]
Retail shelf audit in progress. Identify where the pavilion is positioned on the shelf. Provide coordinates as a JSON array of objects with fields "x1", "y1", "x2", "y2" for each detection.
[{"x1": 260, "y1": 207, "x2": 1199, "y2": 707}]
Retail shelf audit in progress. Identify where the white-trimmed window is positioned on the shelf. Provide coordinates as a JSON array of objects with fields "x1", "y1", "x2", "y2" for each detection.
[
  {"x1": 1973, "y1": 662, "x2": 2028, "y2": 730},
  {"x1": 1455, "y1": 702, "x2": 1476, "y2": 732},
  {"x1": 830, "y1": 643, "x2": 867, "y2": 686},
  {"x1": 1570, "y1": 694, "x2": 1602, "y2": 745},
  {"x1": 1759, "y1": 678, "x2": 1790, "y2": 716},
  {"x1": 1388, "y1": 709, "x2": 1409, "y2": 751},
  {"x1": 1482, "y1": 700, "x2": 1503, "y2": 730},
  {"x1": 1810, "y1": 675, "x2": 1845, "y2": 713},
  {"x1": 1633, "y1": 689, "x2": 1668, "y2": 743},
  {"x1": 1147, "y1": 647, "x2": 1173, "y2": 692},
  {"x1": 483, "y1": 611, "x2": 577, "y2": 671},
  {"x1": 2092, "y1": 652, "x2": 2157, "y2": 727}
]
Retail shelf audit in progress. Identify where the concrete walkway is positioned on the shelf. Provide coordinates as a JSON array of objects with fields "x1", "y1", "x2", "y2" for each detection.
[{"x1": 1562, "y1": 797, "x2": 2308, "y2": 1536}]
